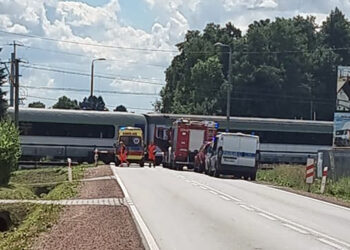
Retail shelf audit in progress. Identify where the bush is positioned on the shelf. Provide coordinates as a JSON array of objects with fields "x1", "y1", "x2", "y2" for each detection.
[{"x1": 0, "y1": 121, "x2": 21, "y2": 186}]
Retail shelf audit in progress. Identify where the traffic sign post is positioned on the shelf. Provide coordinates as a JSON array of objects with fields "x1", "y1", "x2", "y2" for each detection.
[
  {"x1": 320, "y1": 166, "x2": 328, "y2": 194},
  {"x1": 67, "y1": 158, "x2": 72, "y2": 182},
  {"x1": 94, "y1": 149, "x2": 98, "y2": 167},
  {"x1": 305, "y1": 158, "x2": 315, "y2": 192}
]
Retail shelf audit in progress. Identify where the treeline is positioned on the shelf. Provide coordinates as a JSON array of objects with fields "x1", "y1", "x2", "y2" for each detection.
[
  {"x1": 158, "y1": 8, "x2": 350, "y2": 121},
  {"x1": 28, "y1": 95, "x2": 128, "y2": 112}
]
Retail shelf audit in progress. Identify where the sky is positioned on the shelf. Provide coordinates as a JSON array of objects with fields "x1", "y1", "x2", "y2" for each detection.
[{"x1": 0, "y1": 0, "x2": 350, "y2": 113}]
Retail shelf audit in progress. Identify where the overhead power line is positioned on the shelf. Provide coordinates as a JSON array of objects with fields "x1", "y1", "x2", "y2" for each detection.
[
  {"x1": 21, "y1": 64, "x2": 165, "y2": 86},
  {"x1": 19, "y1": 45, "x2": 167, "y2": 68},
  {"x1": 20, "y1": 85, "x2": 159, "y2": 96},
  {"x1": 0, "y1": 29, "x2": 178, "y2": 53},
  {"x1": 27, "y1": 62, "x2": 164, "y2": 82}
]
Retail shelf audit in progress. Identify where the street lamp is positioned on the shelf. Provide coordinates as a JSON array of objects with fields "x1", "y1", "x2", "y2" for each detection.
[
  {"x1": 299, "y1": 84, "x2": 313, "y2": 120},
  {"x1": 215, "y1": 42, "x2": 232, "y2": 132},
  {"x1": 90, "y1": 58, "x2": 106, "y2": 97}
]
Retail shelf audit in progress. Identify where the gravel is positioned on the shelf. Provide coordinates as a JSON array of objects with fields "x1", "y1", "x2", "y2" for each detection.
[
  {"x1": 34, "y1": 206, "x2": 144, "y2": 250},
  {"x1": 78, "y1": 179, "x2": 124, "y2": 199},
  {"x1": 34, "y1": 165, "x2": 144, "y2": 250}
]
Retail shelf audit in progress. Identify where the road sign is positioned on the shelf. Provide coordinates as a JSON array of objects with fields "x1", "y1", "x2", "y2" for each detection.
[{"x1": 305, "y1": 158, "x2": 315, "y2": 184}]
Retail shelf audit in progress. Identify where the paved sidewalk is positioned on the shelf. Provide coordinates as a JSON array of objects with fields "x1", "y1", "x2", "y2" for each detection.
[{"x1": 0, "y1": 197, "x2": 125, "y2": 206}]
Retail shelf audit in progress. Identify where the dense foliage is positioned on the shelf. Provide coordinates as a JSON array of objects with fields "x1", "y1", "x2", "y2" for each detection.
[
  {"x1": 0, "y1": 63, "x2": 7, "y2": 119},
  {"x1": 79, "y1": 95, "x2": 106, "y2": 111},
  {"x1": 159, "y1": 8, "x2": 350, "y2": 121},
  {"x1": 114, "y1": 105, "x2": 127, "y2": 112},
  {"x1": 0, "y1": 121, "x2": 21, "y2": 186},
  {"x1": 28, "y1": 101, "x2": 45, "y2": 108},
  {"x1": 52, "y1": 96, "x2": 79, "y2": 110}
]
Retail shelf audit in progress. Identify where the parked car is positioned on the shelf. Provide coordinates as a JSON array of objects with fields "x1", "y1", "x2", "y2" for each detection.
[
  {"x1": 205, "y1": 133, "x2": 260, "y2": 180},
  {"x1": 194, "y1": 142, "x2": 211, "y2": 173}
]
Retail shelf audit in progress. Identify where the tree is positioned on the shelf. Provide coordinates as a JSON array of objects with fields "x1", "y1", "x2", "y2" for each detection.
[
  {"x1": 0, "y1": 120, "x2": 20, "y2": 186},
  {"x1": 159, "y1": 10, "x2": 343, "y2": 121},
  {"x1": 53, "y1": 96, "x2": 79, "y2": 109},
  {"x1": 28, "y1": 101, "x2": 45, "y2": 108},
  {"x1": 321, "y1": 8, "x2": 350, "y2": 65},
  {"x1": 79, "y1": 95, "x2": 106, "y2": 111},
  {"x1": 0, "y1": 63, "x2": 7, "y2": 120},
  {"x1": 114, "y1": 105, "x2": 127, "y2": 112}
]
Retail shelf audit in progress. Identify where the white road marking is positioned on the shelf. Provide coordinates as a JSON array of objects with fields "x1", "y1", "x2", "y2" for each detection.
[
  {"x1": 283, "y1": 224, "x2": 308, "y2": 234},
  {"x1": 262, "y1": 183, "x2": 350, "y2": 212},
  {"x1": 258, "y1": 212, "x2": 277, "y2": 221},
  {"x1": 200, "y1": 186, "x2": 208, "y2": 190},
  {"x1": 209, "y1": 190, "x2": 218, "y2": 195},
  {"x1": 111, "y1": 165, "x2": 159, "y2": 250},
  {"x1": 219, "y1": 195, "x2": 231, "y2": 201},
  {"x1": 250, "y1": 205, "x2": 350, "y2": 248},
  {"x1": 239, "y1": 204, "x2": 254, "y2": 211},
  {"x1": 185, "y1": 180, "x2": 191, "y2": 183},
  {"x1": 318, "y1": 238, "x2": 346, "y2": 250}
]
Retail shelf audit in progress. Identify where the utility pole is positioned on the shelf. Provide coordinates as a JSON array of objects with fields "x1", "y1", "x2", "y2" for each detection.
[
  {"x1": 90, "y1": 58, "x2": 106, "y2": 97},
  {"x1": 10, "y1": 41, "x2": 17, "y2": 107},
  {"x1": 14, "y1": 58, "x2": 19, "y2": 127},
  {"x1": 215, "y1": 42, "x2": 232, "y2": 132}
]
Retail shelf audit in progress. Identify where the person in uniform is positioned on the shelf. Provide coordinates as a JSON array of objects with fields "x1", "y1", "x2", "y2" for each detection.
[
  {"x1": 118, "y1": 141, "x2": 129, "y2": 166},
  {"x1": 148, "y1": 142, "x2": 156, "y2": 167}
]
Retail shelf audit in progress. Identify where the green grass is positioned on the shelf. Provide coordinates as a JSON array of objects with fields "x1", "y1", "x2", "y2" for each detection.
[
  {"x1": 0, "y1": 165, "x2": 89, "y2": 250},
  {"x1": 257, "y1": 165, "x2": 350, "y2": 201}
]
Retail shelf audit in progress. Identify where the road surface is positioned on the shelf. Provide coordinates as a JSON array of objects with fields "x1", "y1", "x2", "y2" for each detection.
[{"x1": 116, "y1": 166, "x2": 350, "y2": 250}]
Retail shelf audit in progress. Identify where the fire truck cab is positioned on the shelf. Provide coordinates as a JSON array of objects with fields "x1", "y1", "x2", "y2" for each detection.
[{"x1": 164, "y1": 119, "x2": 217, "y2": 170}]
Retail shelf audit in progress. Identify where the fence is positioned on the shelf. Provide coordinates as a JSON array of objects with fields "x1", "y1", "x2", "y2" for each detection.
[{"x1": 317, "y1": 148, "x2": 350, "y2": 180}]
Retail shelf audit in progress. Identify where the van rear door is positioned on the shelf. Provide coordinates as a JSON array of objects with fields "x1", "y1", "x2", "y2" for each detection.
[
  {"x1": 222, "y1": 135, "x2": 240, "y2": 166},
  {"x1": 238, "y1": 136, "x2": 258, "y2": 168}
]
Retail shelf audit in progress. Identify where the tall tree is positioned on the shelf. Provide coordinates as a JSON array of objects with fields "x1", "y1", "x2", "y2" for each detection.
[
  {"x1": 321, "y1": 8, "x2": 350, "y2": 65},
  {"x1": 0, "y1": 63, "x2": 7, "y2": 120},
  {"x1": 28, "y1": 101, "x2": 45, "y2": 108},
  {"x1": 79, "y1": 95, "x2": 106, "y2": 111},
  {"x1": 53, "y1": 96, "x2": 79, "y2": 109},
  {"x1": 114, "y1": 105, "x2": 127, "y2": 112}
]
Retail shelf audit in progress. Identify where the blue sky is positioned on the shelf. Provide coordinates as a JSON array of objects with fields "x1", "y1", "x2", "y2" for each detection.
[{"x1": 0, "y1": 0, "x2": 349, "y2": 113}]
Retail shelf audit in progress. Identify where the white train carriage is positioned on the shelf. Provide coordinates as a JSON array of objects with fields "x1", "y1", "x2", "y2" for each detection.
[
  {"x1": 9, "y1": 108, "x2": 147, "y2": 163},
  {"x1": 145, "y1": 113, "x2": 333, "y2": 164}
]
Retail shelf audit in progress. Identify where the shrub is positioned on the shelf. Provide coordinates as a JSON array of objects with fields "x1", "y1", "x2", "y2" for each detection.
[{"x1": 0, "y1": 121, "x2": 21, "y2": 186}]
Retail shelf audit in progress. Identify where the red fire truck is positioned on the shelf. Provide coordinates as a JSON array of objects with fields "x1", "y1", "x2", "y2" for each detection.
[{"x1": 163, "y1": 119, "x2": 217, "y2": 170}]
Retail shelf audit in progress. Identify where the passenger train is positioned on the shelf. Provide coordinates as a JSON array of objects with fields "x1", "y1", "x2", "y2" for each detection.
[{"x1": 9, "y1": 108, "x2": 333, "y2": 164}]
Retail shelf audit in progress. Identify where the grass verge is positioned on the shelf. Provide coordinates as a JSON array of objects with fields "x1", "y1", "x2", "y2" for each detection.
[
  {"x1": 0, "y1": 165, "x2": 89, "y2": 250},
  {"x1": 257, "y1": 165, "x2": 350, "y2": 203}
]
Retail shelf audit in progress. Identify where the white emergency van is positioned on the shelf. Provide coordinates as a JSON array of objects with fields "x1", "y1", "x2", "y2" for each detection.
[{"x1": 205, "y1": 133, "x2": 260, "y2": 180}]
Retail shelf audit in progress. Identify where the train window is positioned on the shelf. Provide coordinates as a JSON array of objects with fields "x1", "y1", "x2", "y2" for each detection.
[
  {"x1": 218, "y1": 129, "x2": 332, "y2": 146},
  {"x1": 19, "y1": 122, "x2": 115, "y2": 139}
]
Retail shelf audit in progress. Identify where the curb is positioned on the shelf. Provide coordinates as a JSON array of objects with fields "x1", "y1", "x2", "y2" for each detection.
[{"x1": 110, "y1": 164, "x2": 159, "y2": 250}]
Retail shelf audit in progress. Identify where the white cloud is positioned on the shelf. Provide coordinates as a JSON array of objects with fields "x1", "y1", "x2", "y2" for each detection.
[{"x1": 1, "y1": 0, "x2": 350, "y2": 111}]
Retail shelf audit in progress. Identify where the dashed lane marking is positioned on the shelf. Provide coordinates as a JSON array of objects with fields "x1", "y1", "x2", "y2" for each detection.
[
  {"x1": 200, "y1": 186, "x2": 208, "y2": 190},
  {"x1": 239, "y1": 204, "x2": 254, "y2": 211},
  {"x1": 258, "y1": 212, "x2": 277, "y2": 221},
  {"x1": 318, "y1": 238, "x2": 346, "y2": 250},
  {"x1": 172, "y1": 171, "x2": 350, "y2": 249},
  {"x1": 283, "y1": 224, "x2": 308, "y2": 234},
  {"x1": 219, "y1": 195, "x2": 231, "y2": 201}
]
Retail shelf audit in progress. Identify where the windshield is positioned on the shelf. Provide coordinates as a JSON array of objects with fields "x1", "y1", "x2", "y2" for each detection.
[{"x1": 119, "y1": 136, "x2": 142, "y2": 147}]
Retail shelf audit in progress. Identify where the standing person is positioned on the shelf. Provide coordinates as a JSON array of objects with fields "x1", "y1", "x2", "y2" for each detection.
[
  {"x1": 118, "y1": 141, "x2": 129, "y2": 167},
  {"x1": 148, "y1": 142, "x2": 156, "y2": 168}
]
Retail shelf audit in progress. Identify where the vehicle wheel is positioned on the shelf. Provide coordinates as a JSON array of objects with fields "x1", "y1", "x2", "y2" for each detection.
[
  {"x1": 250, "y1": 171, "x2": 257, "y2": 181},
  {"x1": 139, "y1": 161, "x2": 144, "y2": 167},
  {"x1": 214, "y1": 167, "x2": 220, "y2": 177}
]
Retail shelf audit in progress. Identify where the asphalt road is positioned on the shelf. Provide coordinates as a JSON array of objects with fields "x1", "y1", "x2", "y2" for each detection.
[{"x1": 116, "y1": 166, "x2": 350, "y2": 250}]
